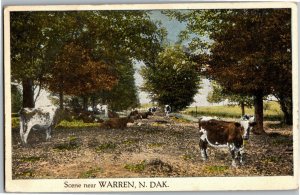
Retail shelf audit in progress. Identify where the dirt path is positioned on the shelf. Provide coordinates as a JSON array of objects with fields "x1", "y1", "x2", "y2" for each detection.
[{"x1": 11, "y1": 114, "x2": 293, "y2": 179}]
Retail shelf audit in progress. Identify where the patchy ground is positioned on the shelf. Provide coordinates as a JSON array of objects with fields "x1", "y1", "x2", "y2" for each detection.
[{"x1": 11, "y1": 114, "x2": 293, "y2": 179}]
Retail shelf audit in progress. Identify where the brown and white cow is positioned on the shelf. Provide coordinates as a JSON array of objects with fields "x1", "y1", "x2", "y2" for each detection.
[
  {"x1": 199, "y1": 116, "x2": 256, "y2": 167},
  {"x1": 19, "y1": 106, "x2": 72, "y2": 144}
]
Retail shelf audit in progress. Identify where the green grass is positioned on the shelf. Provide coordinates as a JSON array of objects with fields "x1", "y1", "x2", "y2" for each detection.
[
  {"x1": 123, "y1": 139, "x2": 139, "y2": 145},
  {"x1": 124, "y1": 160, "x2": 146, "y2": 172},
  {"x1": 148, "y1": 142, "x2": 165, "y2": 148},
  {"x1": 80, "y1": 167, "x2": 103, "y2": 178},
  {"x1": 56, "y1": 120, "x2": 99, "y2": 128},
  {"x1": 53, "y1": 136, "x2": 80, "y2": 150},
  {"x1": 95, "y1": 142, "x2": 116, "y2": 152},
  {"x1": 11, "y1": 118, "x2": 99, "y2": 129},
  {"x1": 19, "y1": 156, "x2": 41, "y2": 163},
  {"x1": 184, "y1": 101, "x2": 283, "y2": 120},
  {"x1": 205, "y1": 165, "x2": 229, "y2": 173},
  {"x1": 182, "y1": 154, "x2": 194, "y2": 161}
]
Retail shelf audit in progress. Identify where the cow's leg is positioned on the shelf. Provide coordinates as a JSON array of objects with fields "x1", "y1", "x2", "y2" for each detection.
[
  {"x1": 229, "y1": 144, "x2": 238, "y2": 167},
  {"x1": 238, "y1": 147, "x2": 245, "y2": 165},
  {"x1": 19, "y1": 117, "x2": 25, "y2": 143},
  {"x1": 199, "y1": 139, "x2": 208, "y2": 160},
  {"x1": 46, "y1": 127, "x2": 52, "y2": 141},
  {"x1": 22, "y1": 124, "x2": 33, "y2": 144}
]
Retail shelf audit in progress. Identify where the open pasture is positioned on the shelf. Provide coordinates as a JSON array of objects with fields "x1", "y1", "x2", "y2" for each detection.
[{"x1": 11, "y1": 113, "x2": 293, "y2": 179}]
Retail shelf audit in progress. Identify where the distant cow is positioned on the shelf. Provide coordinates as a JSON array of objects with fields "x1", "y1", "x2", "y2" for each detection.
[
  {"x1": 199, "y1": 116, "x2": 256, "y2": 166},
  {"x1": 19, "y1": 106, "x2": 72, "y2": 144},
  {"x1": 100, "y1": 117, "x2": 134, "y2": 129},
  {"x1": 164, "y1": 105, "x2": 171, "y2": 117},
  {"x1": 148, "y1": 107, "x2": 157, "y2": 113}
]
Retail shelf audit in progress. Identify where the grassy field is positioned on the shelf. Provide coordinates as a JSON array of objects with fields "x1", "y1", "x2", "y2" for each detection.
[
  {"x1": 183, "y1": 101, "x2": 283, "y2": 121},
  {"x1": 11, "y1": 101, "x2": 284, "y2": 129}
]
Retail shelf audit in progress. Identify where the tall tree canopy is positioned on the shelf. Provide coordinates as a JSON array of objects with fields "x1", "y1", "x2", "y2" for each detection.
[
  {"x1": 168, "y1": 9, "x2": 292, "y2": 132},
  {"x1": 99, "y1": 59, "x2": 140, "y2": 111},
  {"x1": 10, "y1": 12, "x2": 51, "y2": 108},
  {"x1": 141, "y1": 45, "x2": 201, "y2": 111},
  {"x1": 10, "y1": 11, "x2": 166, "y2": 110}
]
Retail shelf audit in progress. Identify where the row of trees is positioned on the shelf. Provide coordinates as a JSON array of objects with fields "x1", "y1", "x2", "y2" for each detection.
[
  {"x1": 11, "y1": 9, "x2": 293, "y2": 134},
  {"x1": 11, "y1": 11, "x2": 166, "y2": 111},
  {"x1": 165, "y1": 9, "x2": 292, "y2": 133}
]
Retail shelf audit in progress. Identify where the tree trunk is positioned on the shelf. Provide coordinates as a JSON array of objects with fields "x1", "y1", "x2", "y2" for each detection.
[
  {"x1": 279, "y1": 96, "x2": 293, "y2": 125},
  {"x1": 59, "y1": 90, "x2": 64, "y2": 109},
  {"x1": 22, "y1": 78, "x2": 35, "y2": 108},
  {"x1": 241, "y1": 102, "x2": 245, "y2": 116},
  {"x1": 82, "y1": 96, "x2": 88, "y2": 111},
  {"x1": 91, "y1": 96, "x2": 96, "y2": 112},
  {"x1": 253, "y1": 92, "x2": 265, "y2": 134}
]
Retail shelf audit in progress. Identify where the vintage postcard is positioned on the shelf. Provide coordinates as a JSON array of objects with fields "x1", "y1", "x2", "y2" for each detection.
[{"x1": 4, "y1": 2, "x2": 299, "y2": 192}]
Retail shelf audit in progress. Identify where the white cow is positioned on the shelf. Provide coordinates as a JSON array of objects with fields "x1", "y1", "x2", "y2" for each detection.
[{"x1": 19, "y1": 106, "x2": 70, "y2": 144}]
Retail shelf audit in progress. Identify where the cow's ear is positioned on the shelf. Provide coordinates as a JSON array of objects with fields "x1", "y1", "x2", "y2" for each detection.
[{"x1": 234, "y1": 122, "x2": 241, "y2": 127}]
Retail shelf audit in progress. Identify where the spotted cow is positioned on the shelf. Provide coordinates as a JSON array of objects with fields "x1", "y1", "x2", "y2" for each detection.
[
  {"x1": 199, "y1": 116, "x2": 256, "y2": 166},
  {"x1": 19, "y1": 106, "x2": 72, "y2": 144}
]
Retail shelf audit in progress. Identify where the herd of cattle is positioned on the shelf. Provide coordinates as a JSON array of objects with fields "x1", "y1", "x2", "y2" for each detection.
[{"x1": 18, "y1": 105, "x2": 256, "y2": 167}]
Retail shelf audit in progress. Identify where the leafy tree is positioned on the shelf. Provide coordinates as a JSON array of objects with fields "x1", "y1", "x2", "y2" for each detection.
[
  {"x1": 140, "y1": 45, "x2": 201, "y2": 111},
  {"x1": 168, "y1": 9, "x2": 292, "y2": 132},
  {"x1": 99, "y1": 60, "x2": 140, "y2": 111},
  {"x1": 11, "y1": 84, "x2": 22, "y2": 113},
  {"x1": 207, "y1": 81, "x2": 253, "y2": 116},
  {"x1": 11, "y1": 11, "x2": 166, "y2": 110},
  {"x1": 45, "y1": 42, "x2": 118, "y2": 109},
  {"x1": 10, "y1": 12, "x2": 51, "y2": 108}
]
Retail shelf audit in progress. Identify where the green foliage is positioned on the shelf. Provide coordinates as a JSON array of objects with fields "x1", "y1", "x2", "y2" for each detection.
[
  {"x1": 11, "y1": 11, "x2": 165, "y2": 108},
  {"x1": 168, "y1": 9, "x2": 292, "y2": 129},
  {"x1": 11, "y1": 85, "x2": 22, "y2": 113},
  {"x1": 141, "y1": 45, "x2": 201, "y2": 111},
  {"x1": 207, "y1": 81, "x2": 253, "y2": 107},
  {"x1": 98, "y1": 60, "x2": 140, "y2": 111},
  {"x1": 12, "y1": 117, "x2": 20, "y2": 129}
]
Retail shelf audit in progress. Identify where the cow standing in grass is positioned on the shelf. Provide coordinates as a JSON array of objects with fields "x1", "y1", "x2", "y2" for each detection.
[
  {"x1": 198, "y1": 116, "x2": 256, "y2": 167},
  {"x1": 19, "y1": 106, "x2": 72, "y2": 144}
]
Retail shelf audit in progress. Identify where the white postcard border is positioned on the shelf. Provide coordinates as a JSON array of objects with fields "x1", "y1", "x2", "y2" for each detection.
[{"x1": 4, "y1": 2, "x2": 299, "y2": 192}]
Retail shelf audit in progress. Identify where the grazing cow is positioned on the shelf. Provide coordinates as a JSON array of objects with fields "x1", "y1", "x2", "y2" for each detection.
[
  {"x1": 19, "y1": 106, "x2": 72, "y2": 144},
  {"x1": 100, "y1": 117, "x2": 134, "y2": 129},
  {"x1": 199, "y1": 116, "x2": 256, "y2": 166}
]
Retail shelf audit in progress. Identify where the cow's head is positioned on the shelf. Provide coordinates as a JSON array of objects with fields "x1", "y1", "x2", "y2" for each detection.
[{"x1": 240, "y1": 115, "x2": 256, "y2": 140}]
